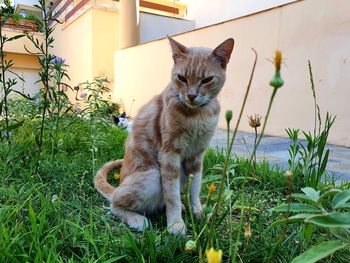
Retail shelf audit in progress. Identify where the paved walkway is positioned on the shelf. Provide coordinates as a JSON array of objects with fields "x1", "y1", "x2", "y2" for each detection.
[{"x1": 210, "y1": 129, "x2": 350, "y2": 181}]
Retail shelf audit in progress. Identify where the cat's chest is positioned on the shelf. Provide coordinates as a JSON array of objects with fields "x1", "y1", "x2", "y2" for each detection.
[{"x1": 177, "y1": 115, "x2": 218, "y2": 157}]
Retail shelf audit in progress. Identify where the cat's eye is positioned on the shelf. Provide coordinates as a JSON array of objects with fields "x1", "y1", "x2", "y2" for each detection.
[
  {"x1": 201, "y1": 76, "x2": 213, "y2": 84},
  {"x1": 177, "y1": 75, "x2": 187, "y2": 83}
]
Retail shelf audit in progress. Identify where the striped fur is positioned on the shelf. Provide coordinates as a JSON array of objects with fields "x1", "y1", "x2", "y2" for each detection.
[{"x1": 95, "y1": 37, "x2": 234, "y2": 235}]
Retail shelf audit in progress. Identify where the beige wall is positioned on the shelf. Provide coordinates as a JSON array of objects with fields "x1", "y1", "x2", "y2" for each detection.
[
  {"x1": 3, "y1": 29, "x2": 43, "y2": 55},
  {"x1": 52, "y1": 9, "x2": 94, "y2": 93},
  {"x1": 113, "y1": 0, "x2": 350, "y2": 147}
]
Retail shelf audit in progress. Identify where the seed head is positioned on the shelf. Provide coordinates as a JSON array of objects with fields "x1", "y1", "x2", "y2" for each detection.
[
  {"x1": 248, "y1": 114, "x2": 262, "y2": 128},
  {"x1": 244, "y1": 223, "x2": 251, "y2": 238},
  {"x1": 284, "y1": 170, "x2": 293, "y2": 179}
]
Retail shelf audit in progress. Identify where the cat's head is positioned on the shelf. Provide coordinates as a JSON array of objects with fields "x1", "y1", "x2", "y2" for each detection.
[{"x1": 168, "y1": 36, "x2": 234, "y2": 109}]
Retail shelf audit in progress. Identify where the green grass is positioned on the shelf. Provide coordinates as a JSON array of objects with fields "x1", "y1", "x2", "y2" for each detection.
[{"x1": 1, "y1": 116, "x2": 350, "y2": 262}]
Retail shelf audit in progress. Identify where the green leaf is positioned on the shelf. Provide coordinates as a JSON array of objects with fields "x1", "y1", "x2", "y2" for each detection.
[
  {"x1": 301, "y1": 187, "x2": 320, "y2": 202},
  {"x1": 291, "y1": 240, "x2": 348, "y2": 263},
  {"x1": 292, "y1": 193, "x2": 318, "y2": 205},
  {"x1": 270, "y1": 213, "x2": 315, "y2": 228},
  {"x1": 332, "y1": 190, "x2": 350, "y2": 209},
  {"x1": 319, "y1": 189, "x2": 342, "y2": 202},
  {"x1": 329, "y1": 228, "x2": 350, "y2": 242},
  {"x1": 271, "y1": 204, "x2": 322, "y2": 213},
  {"x1": 306, "y1": 212, "x2": 350, "y2": 228}
]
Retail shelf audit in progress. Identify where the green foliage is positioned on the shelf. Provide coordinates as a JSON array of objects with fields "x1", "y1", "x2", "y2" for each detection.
[
  {"x1": 271, "y1": 187, "x2": 350, "y2": 261},
  {"x1": 286, "y1": 113, "x2": 335, "y2": 189},
  {"x1": 0, "y1": 0, "x2": 14, "y2": 15},
  {"x1": 0, "y1": 16, "x2": 26, "y2": 143}
]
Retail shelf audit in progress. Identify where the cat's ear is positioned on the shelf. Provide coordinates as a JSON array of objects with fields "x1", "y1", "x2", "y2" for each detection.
[
  {"x1": 167, "y1": 36, "x2": 188, "y2": 63},
  {"x1": 210, "y1": 38, "x2": 234, "y2": 69}
]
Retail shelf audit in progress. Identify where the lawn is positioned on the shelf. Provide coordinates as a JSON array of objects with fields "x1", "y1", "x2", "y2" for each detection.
[{"x1": 1, "y1": 100, "x2": 349, "y2": 262}]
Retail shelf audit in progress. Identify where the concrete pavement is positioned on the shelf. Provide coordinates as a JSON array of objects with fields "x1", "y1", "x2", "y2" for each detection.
[{"x1": 209, "y1": 129, "x2": 350, "y2": 181}]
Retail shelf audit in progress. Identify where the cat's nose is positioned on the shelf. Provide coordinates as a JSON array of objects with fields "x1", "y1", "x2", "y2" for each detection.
[{"x1": 187, "y1": 94, "x2": 197, "y2": 102}]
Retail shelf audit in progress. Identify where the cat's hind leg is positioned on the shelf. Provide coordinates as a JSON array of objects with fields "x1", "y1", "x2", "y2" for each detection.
[{"x1": 109, "y1": 168, "x2": 163, "y2": 231}]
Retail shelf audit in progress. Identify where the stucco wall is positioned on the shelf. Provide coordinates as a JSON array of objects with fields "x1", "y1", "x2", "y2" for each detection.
[
  {"x1": 113, "y1": 0, "x2": 350, "y2": 147},
  {"x1": 181, "y1": 0, "x2": 297, "y2": 28},
  {"x1": 140, "y1": 12, "x2": 195, "y2": 44},
  {"x1": 52, "y1": 9, "x2": 94, "y2": 93}
]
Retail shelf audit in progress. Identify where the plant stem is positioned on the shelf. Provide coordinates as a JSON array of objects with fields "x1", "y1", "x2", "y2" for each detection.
[
  {"x1": 250, "y1": 87, "x2": 278, "y2": 162},
  {"x1": 212, "y1": 48, "x2": 257, "y2": 222},
  {"x1": 187, "y1": 176, "x2": 203, "y2": 263}
]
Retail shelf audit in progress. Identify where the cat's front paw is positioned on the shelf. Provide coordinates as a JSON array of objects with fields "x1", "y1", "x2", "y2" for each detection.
[
  {"x1": 168, "y1": 219, "x2": 186, "y2": 235},
  {"x1": 191, "y1": 204, "x2": 203, "y2": 219},
  {"x1": 193, "y1": 208, "x2": 202, "y2": 219}
]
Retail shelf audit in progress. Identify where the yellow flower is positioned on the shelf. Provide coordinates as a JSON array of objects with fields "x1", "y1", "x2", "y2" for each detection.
[
  {"x1": 113, "y1": 173, "x2": 120, "y2": 180},
  {"x1": 206, "y1": 248, "x2": 223, "y2": 263},
  {"x1": 269, "y1": 50, "x2": 284, "y2": 89},
  {"x1": 244, "y1": 223, "x2": 251, "y2": 238},
  {"x1": 274, "y1": 50, "x2": 282, "y2": 71},
  {"x1": 209, "y1": 183, "x2": 216, "y2": 194}
]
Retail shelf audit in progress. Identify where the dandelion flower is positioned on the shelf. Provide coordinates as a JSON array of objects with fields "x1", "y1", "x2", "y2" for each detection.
[
  {"x1": 209, "y1": 183, "x2": 215, "y2": 195},
  {"x1": 269, "y1": 50, "x2": 284, "y2": 89},
  {"x1": 206, "y1": 248, "x2": 223, "y2": 263}
]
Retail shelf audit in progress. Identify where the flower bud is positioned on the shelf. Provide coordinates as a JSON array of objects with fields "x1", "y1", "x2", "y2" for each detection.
[
  {"x1": 185, "y1": 240, "x2": 196, "y2": 252},
  {"x1": 269, "y1": 71, "x2": 284, "y2": 89},
  {"x1": 225, "y1": 110, "x2": 233, "y2": 124},
  {"x1": 284, "y1": 170, "x2": 293, "y2": 179}
]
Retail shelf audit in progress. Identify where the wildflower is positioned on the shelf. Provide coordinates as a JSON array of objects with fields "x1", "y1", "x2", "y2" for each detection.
[
  {"x1": 225, "y1": 110, "x2": 233, "y2": 124},
  {"x1": 76, "y1": 108, "x2": 81, "y2": 114},
  {"x1": 80, "y1": 93, "x2": 88, "y2": 98},
  {"x1": 248, "y1": 114, "x2": 262, "y2": 128},
  {"x1": 113, "y1": 173, "x2": 120, "y2": 180},
  {"x1": 284, "y1": 170, "x2": 293, "y2": 179},
  {"x1": 209, "y1": 183, "x2": 215, "y2": 195},
  {"x1": 244, "y1": 223, "x2": 251, "y2": 238},
  {"x1": 269, "y1": 50, "x2": 284, "y2": 89},
  {"x1": 50, "y1": 56, "x2": 65, "y2": 65},
  {"x1": 185, "y1": 240, "x2": 196, "y2": 252},
  {"x1": 206, "y1": 248, "x2": 223, "y2": 263}
]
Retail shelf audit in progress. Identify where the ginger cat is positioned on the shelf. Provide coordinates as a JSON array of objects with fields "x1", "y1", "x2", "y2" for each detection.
[{"x1": 95, "y1": 36, "x2": 234, "y2": 235}]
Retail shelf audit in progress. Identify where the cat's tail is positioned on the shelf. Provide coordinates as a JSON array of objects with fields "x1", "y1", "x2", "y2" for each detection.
[{"x1": 94, "y1": 159, "x2": 123, "y2": 201}]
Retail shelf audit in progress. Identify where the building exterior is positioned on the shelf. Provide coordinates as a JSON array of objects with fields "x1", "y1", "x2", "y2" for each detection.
[{"x1": 113, "y1": 0, "x2": 350, "y2": 147}]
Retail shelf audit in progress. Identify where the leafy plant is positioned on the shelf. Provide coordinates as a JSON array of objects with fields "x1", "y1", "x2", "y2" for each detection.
[
  {"x1": 25, "y1": 0, "x2": 60, "y2": 152},
  {"x1": 0, "y1": 16, "x2": 26, "y2": 143},
  {"x1": 271, "y1": 187, "x2": 350, "y2": 262}
]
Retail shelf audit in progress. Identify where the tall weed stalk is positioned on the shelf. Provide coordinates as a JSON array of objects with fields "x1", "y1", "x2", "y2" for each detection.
[
  {"x1": 25, "y1": 0, "x2": 58, "y2": 151},
  {"x1": 0, "y1": 14, "x2": 26, "y2": 142}
]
